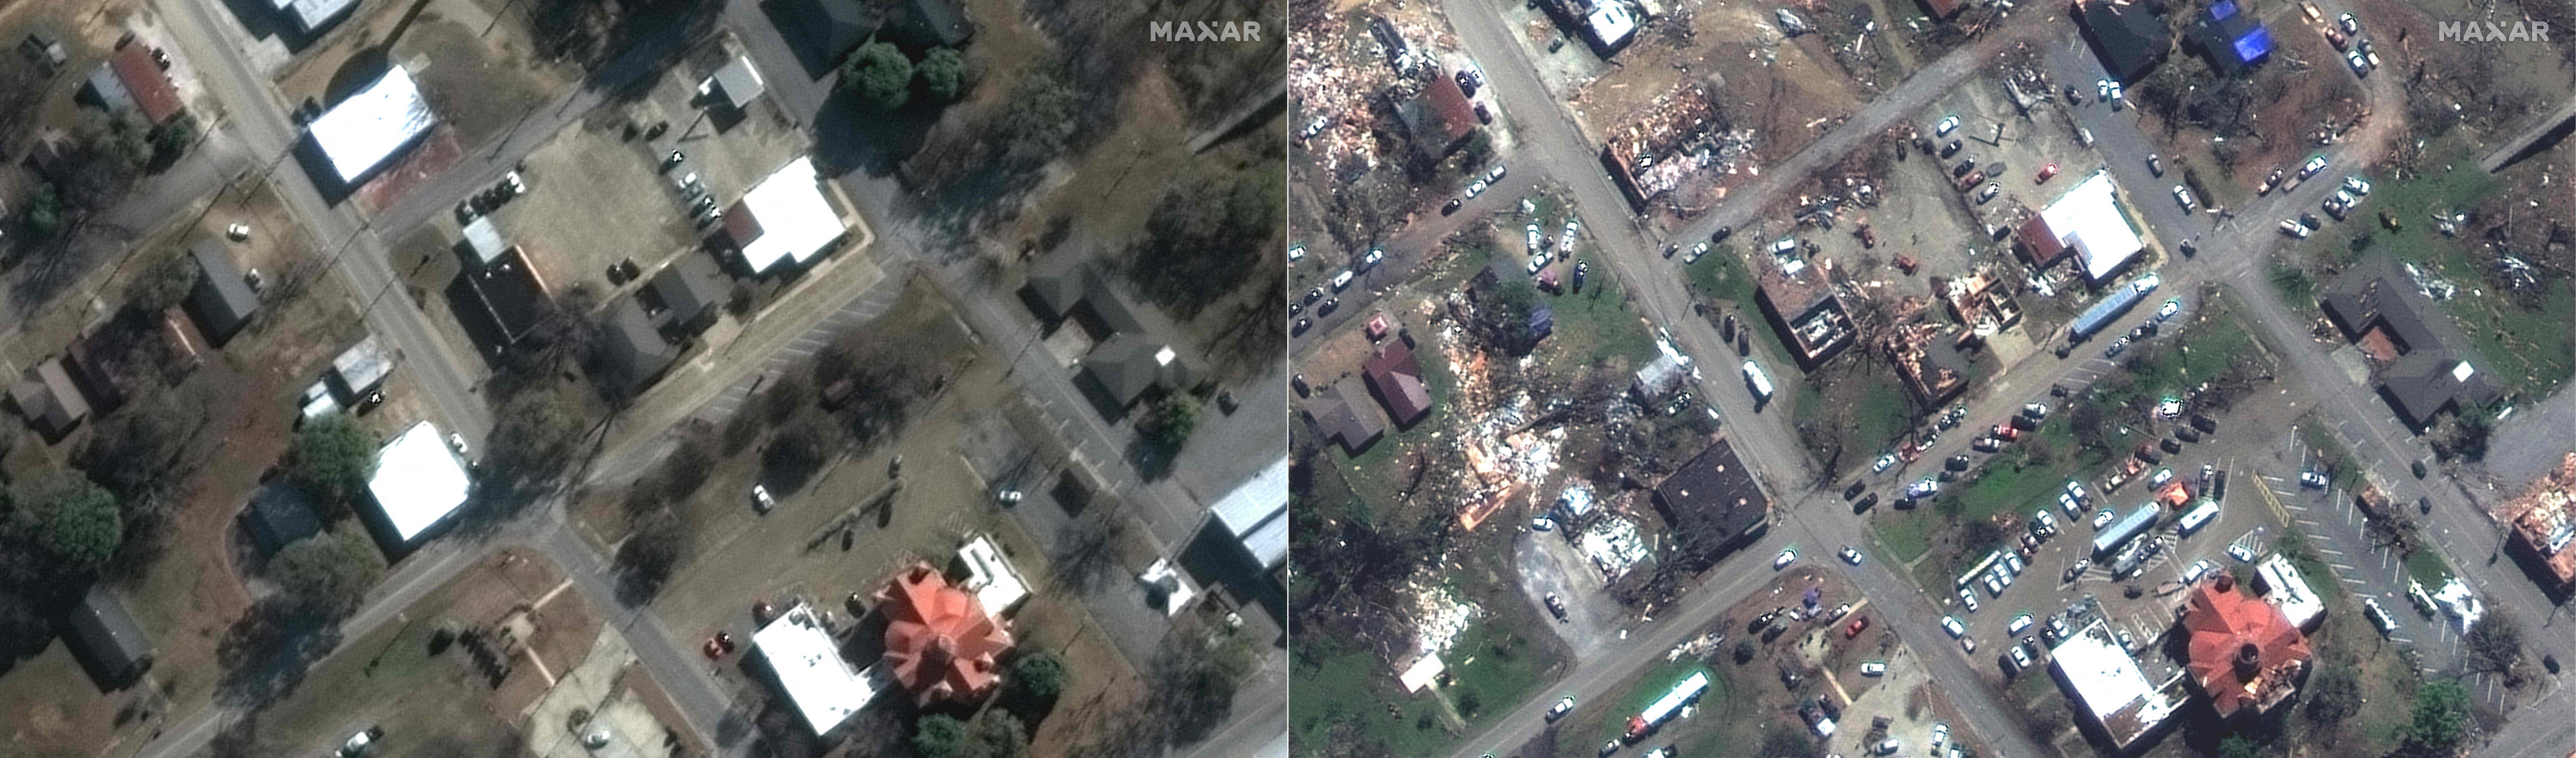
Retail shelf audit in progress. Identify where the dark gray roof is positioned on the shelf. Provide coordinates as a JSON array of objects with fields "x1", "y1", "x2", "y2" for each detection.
[
  {"x1": 1304, "y1": 376, "x2": 1384, "y2": 455},
  {"x1": 12, "y1": 357, "x2": 90, "y2": 439},
  {"x1": 1080, "y1": 332, "x2": 1194, "y2": 407},
  {"x1": 648, "y1": 253, "x2": 726, "y2": 329},
  {"x1": 1022, "y1": 262, "x2": 1089, "y2": 320},
  {"x1": 2320, "y1": 253, "x2": 2503, "y2": 425},
  {"x1": 188, "y1": 241, "x2": 260, "y2": 342},
  {"x1": 2077, "y1": 0, "x2": 2171, "y2": 82},
  {"x1": 65, "y1": 585, "x2": 152, "y2": 686},
  {"x1": 593, "y1": 297, "x2": 679, "y2": 397},
  {"x1": 1652, "y1": 438, "x2": 1772, "y2": 560},
  {"x1": 2381, "y1": 351, "x2": 2504, "y2": 428},
  {"x1": 244, "y1": 483, "x2": 323, "y2": 554},
  {"x1": 887, "y1": 0, "x2": 973, "y2": 48}
]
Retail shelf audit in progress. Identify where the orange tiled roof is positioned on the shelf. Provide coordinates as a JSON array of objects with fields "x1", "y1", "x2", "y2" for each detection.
[
  {"x1": 2181, "y1": 575, "x2": 2311, "y2": 718},
  {"x1": 876, "y1": 564, "x2": 1013, "y2": 705}
]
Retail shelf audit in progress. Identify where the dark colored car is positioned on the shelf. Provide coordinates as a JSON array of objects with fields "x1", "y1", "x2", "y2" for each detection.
[
  {"x1": 1443, "y1": 198, "x2": 1462, "y2": 215},
  {"x1": 1854, "y1": 493, "x2": 1879, "y2": 513},
  {"x1": 1711, "y1": 226, "x2": 1732, "y2": 243},
  {"x1": 1845, "y1": 480, "x2": 1867, "y2": 500},
  {"x1": 2411, "y1": 460, "x2": 2428, "y2": 478}
]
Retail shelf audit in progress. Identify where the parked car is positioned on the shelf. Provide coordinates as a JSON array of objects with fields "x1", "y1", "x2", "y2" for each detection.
[
  {"x1": 1859, "y1": 661, "x2": 1887, "y2": 676},
  {"x1": 1935, "y1": 115, "x2": 1961, "y2": 135},
  {"x1": 751, "y1": 484, "x2": 777, "y2": 513},
  {"x1": 2299, "y1": 471, "x2": 2330, "y2": 488},
  {"x1": 2171, "y1": 185, "x2": 2198, "y2": 210},
  {"x1": 2227, "y1": 544, "x2": 2256, "y2": 562},
  {"x1": 1940, "y1": 616, "x2": 1965, "y2": 637},
  {"x1": 2037, "y1": 162, "x2": 2060, "y2": 182},
  {"x1": 340, "y1": 727, "x2": 385, "y2": 758},
  {"x1": 1774, "y1": 548, "x2": 1798, "y2": 569},
  {"x1": 1548, "y1": 696, "x2": 1576, "y2": 721},
  {"x1": 1840, "y1": 546, "x2": 1865, "y2": 565}
]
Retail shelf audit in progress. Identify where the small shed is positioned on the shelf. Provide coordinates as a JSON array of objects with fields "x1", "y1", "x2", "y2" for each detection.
[
  {"x1": 10, "y1": 357, "x2": 92, "y2": 441},
  {"x1": 187, "y1": 241, "x2": 260, "y2": 344}
]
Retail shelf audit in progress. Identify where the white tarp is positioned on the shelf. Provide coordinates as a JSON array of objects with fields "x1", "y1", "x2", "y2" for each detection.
[
  {"x1": 309, "y1": 66, "x2": 435, "y2": 183},
  {"x1": 737, "y1": 157, "x2": 844, "y2": 273},
  {"x1": 753, "y1": 604, "x2": 880, "y2": 735},
  {"x1": 366, "y1": 420, "x2": 470, "y2": 542}
]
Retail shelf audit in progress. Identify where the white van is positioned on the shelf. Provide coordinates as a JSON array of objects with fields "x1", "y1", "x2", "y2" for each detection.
[
  {"x1": 1743, "y1": 360, "x2": 1775, "y2": 401},
  {"x1": 2176, "y1": 501, "x2": 2221, "y2": 535}
]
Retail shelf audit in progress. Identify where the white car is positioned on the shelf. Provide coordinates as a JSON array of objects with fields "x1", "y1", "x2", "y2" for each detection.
[
  {"x1": 2282, "y1": 219, "x2": 2313, "y2": 238},
  {"x1": 2183, "y1": 559, "x2": 2215, "y2": 584},
  {"x1": 1331, "y1": 269, "x2": 1355, "y2": 290},
  {"x1": 1528, "y1": 256, "x2": 1549, "y2": 275},
  {"x1": 2338, "y1": 11, "x2": 2359, "y2": 34},
  {"x1": 1940, "y1": 616, "x2": 1966, "y2": 637},
  {"x1": 1774, "y1": 548, "x2": 1798, "y2": 569},
  {"x1": 2301, "y1": 155, "x2": 2329, "y2": 177},
  {"x1": 1930, "y1": 723, "x2": 1950, "y2": 753},
  {"x1": 1287, "y1": 244, "x2": 1305, "y2": 263},
  {"x1": 2171, "y1": 185, "x2": 2197, "y2": 210},
  {"x1": 1874, "y1": 453, "x2": 1898, "y2": 473},
  {"x1": 1686, "y1": 241, "x2": 1710, "y2": 263},
  {"x1": 2007, "y1": 613, "x2": 2035, "y2": 635},
  {"x1": 2023, "y1": 402, "x2": 2050, "y2": 419},
  {"x1": 2092, "y1": 508, "x2": 2118, "y2": 529},
  {"x1": 1468, "y1": 179, "x2": 1489, "y2": 198},
  {"x1": 1908, "y1": 478, "x2": 1940, "y2": 498},
  {"x1": 1548, "y1": 695, "x2": 1575, "y2": 721},
  {"x1": 2299, "y1": 471, "x2": 2330, "y2": 488},
  {"x1": 2150, "y1": 467, "x2": 2174, "y2": 487},
  {"x1": 2007, "y1": 644, "x2": 2033, "y2": 671},
  {"x1": 1859, "y1": 661, "x2": 1887, "y2": 676},
  {"x1": 2157, "y1": 299, "x2": 2181, "y2": 320},
  {"x1": 2227, "y1": 544, "x2": 2257, "y2": 562},
  {"x1": 1958, "y1": 587, "x2": 1980, "y2": 612},
  {"x1": 1560, "y1": 220, "x2": 1581, "y2": 251},
  {"x1": 1526, "y1": 224, "x2": 1543, "y2": 252},
  {"x1": 1983, "y1": 575, "x2": 2006, "y2": 597},
  {"x1": 1360, "y1": 248, "x2": 1385, "y2": 270},
  {"x1": 1935, "y1": 115, "x2": 1961, "y2": 135},
  {"x1": 751, "y1": 484, "x2": 777, "y2": 513},
  {"x1": 2343, "y1": 175, "x2": 2372, "y2": 195},
  {"x1": 1840, "y1": 546, "x2": 1865, "y2": 565},
  {"x1": 1488, "y1": 164, "x2": 1507, "y2": 182},
  {"x1": 2065, "y1": 480, "x2": 2088, "y2": 501},
  {"x1": 1976, "y1": 183, "x2": 2000, "y2": 204}
]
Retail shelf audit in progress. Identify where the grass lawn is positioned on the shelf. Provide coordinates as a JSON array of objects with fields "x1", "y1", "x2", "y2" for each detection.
[
  {"x1": 1685, "y1": 244, "x2": 1754, "y2": 306},
  {"x1": 2403, "y1": 546, "x2": 2453, "y2": 588},
  {"x1": 1794, "y1": 363, "x2": 1915, "y2": 478},
  {"x1": 2095, "y1": 290, "x2": 2258, "y2": 411},
  {"x1": 1291, "y1": 644, "x2": 1462, "y2": 758},
  {"x1": 1876, "y1": 514, "x2": 1934, "y2": 564},
  {"x1": 1535, "y1": 266, "x2": 1658, "y2": 369},
  {"x1": 2297, "y1": 414, "x2": 2366, "y2": 491},
  {"x1": 1582, "y1": 658, "x2": 1716, "y2": 747}
]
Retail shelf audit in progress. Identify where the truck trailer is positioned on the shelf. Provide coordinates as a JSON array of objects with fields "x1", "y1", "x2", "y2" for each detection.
[
  {"x1": 2067, "y1": 273, "x2": 2162, "y2": 340},
  {"x1": 1625, "y1": 671, "x2": 1711, "y2": 740}
]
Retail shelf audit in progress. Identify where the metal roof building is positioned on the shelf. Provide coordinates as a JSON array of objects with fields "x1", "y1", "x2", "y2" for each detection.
[
  {"x1": 724, "y1": 157, "x2": 846, "y2": 274},
  {"x1": 365, "y1": 420, "x2": 471, "y2": 545},
  {"x1": 307, "y1": 66, "x2": 436, "y2": 184}
]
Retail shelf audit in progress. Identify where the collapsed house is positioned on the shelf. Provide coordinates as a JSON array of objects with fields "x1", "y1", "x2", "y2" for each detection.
[
  {"x1": 1879, "y1": 298, "x2": 1968, "y2": 407},
  {"x1": 2504, "y1": 452, "x2": 2576, "y2": 598},
  {"x1": 1751, "y1": 241, "x2": 1855, "y2": 370},
  {"x1": 1599, "y1": 86, "x2": 1755, "y2": 212}
]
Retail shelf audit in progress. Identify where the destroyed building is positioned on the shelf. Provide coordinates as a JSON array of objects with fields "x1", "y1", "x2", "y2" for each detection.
[{"x1": 1750, "y1": 241, "x2": 1855, "y2": 370}]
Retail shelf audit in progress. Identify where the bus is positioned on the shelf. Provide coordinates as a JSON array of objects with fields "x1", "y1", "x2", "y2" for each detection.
[
  {"x1": 2176, "y1": 501, "x2": 2221, "y2": 536},
  {"x1": 1742, "y1": 360, "x2": 1775, "y2": 403}
]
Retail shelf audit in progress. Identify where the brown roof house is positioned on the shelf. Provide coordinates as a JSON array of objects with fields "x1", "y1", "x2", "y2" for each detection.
[
  {"x1": 1362, "y1": 343, "x2": 1433, "y2": 430},
  {"x1": 1392, "y1": 71, "x2": 1479, "y2": 162},
  {"x1": 83, "y1": 42, "x2": 183, "y2": 126},
  {"x1": 2504, "y1": 452, "x2": 2576, "y2": 598},
  {"x1": 1305, "y1": 375, "x2": 1385, "y2": 455},
  {"x1": 11, "y1": 357, "x2": 93, "y2": 442}
]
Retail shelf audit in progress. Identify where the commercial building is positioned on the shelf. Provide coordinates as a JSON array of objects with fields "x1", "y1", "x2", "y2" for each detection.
[
  {"x1": 272, "y1": 0, "x2": 361, "y2": 35},
  {"x1": 307, "y1": 66, "x2": 437, "y2": 185},
  {"x1": 591, "y1": 297, "x2": 680, "y2": 398},
  {"x1": 878, "y1": 563, "x2": 1015, "y2": 706},
  {"x1": 2250, "y1": 553, "x2": 2325, "y2": 631},
  {"x1": 364, "y1": 420, "x2": 473, "y2": 548},
  {"x1": 2318, "y1": 253, "x2": 2503, "y2": 428},
  {"x1": 2179, "y1": 572, "x2": 2312, "y2": 720},
  {"x1": 723, "y1": 157, "x2": 849, "y2": 275},
  {"x1": 1751, "y1": 242, "x2": 1854, "y2": 370},
  {"x1": 645, "y1": 251, "x2": 727, "y2": 335},
  {"x1": 330, "y1": 335, "x2": 393, "y2": 402},
  {"x1": 1362, "y1": 343, "x2": 1433, "y2": 429},
  {"x1": 458, "y1": 246, "x2": 555, "y2": 348},
  {"x1": 2503, "y1": 452, "x2": 2576, "y2": 597},
  {"x1": 1651, "y1": 438, "x2": 1771, "y2": 570},
  {"x1": 1209, "y1": 457, "x2": 1291, "y2": 571},
  {"x1": 2049, "y1": 618, "x2": 2186, "y2": 752},
  {"x1": 2017, "y1": 171, "x2": 2145, "y2": 285},
  {"x1": 753, "y1": 603, "x2": 883, "y2": 736}
]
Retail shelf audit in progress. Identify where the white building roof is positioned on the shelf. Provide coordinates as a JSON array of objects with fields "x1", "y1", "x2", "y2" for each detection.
[
  {"x1": 1586, "y1": 3, "x2": 1638, "y2": 48},
  {"x1": 308, "y1": 66, "x2": 435, "y2": 184},
  {"x1": 462, "y1": 216, "x2": 509, "y2": 266},
  {"x1": 2253, "y1": 554, "x2": 2324, "y2": 631},
  {"x1": 273, "y1": 0, "x2": 360, "y2": 33},
  {"x1": 957, "y1": 534, "x2": 1029, "y2": 616},
  {"x1": 2039, "y1": 171, "x2": 2145, "y2": 282},
  {"x1": 367, "y1": 420, "x2": 471, "y2": 543},
  {"x1": 735, "y1": 157, "x2": 844, "y2": 273},
  {"x1": 332, "y1": 335, "x2": 392, "y2": 397},
  {"x1": 1210, "y1": 458, "x2": 1289, "y2": 567},
  {"x1": 1397, "y1": 652, "x2": 1445, "y2": 693},
  {"x1": 753, "y1": 604, "x2": 880, "y2": 735},
  {"x1": 2049, "y1": 618, "x2": 2180, "y2": 745}
]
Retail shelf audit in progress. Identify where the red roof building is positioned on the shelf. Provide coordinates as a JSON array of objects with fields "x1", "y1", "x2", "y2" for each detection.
[
  {"x1": 2180, "y1": 573, "x2": 2311, "y2": 719},
  {"x1": 875, "y1": 564, "x2": 1014, "y2": 706},
  {"x1": 1362, "y1": 343, "x2": 1432, "y2": 429},
  {"x1": 106, "y1": 43, "x2": 182, "y2": 125}
]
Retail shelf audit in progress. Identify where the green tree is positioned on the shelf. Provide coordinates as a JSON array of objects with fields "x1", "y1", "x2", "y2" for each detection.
[
  {"x1": 148, "y1": 112, "x2": 199, "y2": 169},
  {"x1": 2217, "y1": 734, "x2": 2258, "y2": 758},
  {"x1": 916, "y1": 47, "x2": 967, "y2": 102},
  {"x1": 1128, "y1": 172, "x2": 1282, "y2": 315},
  {"x1": 962, "y1": 712, "x2": 1027, "y2": 758},
  {"x1": 992, "y1": 69, "x2": 1080, "y2": 168},
  {"x1": 1007, "y1": 651, "x2": 1069, "y2": 708},
  {"x1": 14, "y1": 471, "x2": 121, "y2": 571},
  {"x1": 2464, "y1": 611, "x2": 2523, "y2": 673},
  {"x1": 2303, "y1": 663, "x2": 2361, "y2": 724},
  {"x1": 2400, "y1": 679, "x2": 2472, "y2": 756},
  {"x1": 487, "y1": 384, "x2": 591, "y2": 485},
  {"x1": 840, "y1": 41, "x2": 913, "y2": 111},
  {"x1": 21, "y1": 183, "x2": 64, "y2": 238},
  {"x1": 912, "y1": 714, "x2": 968, "y2": 758},
  {"x1": 287, "y1": 416, "x2": 376, "y2": 512},
  {"x1": 1474, "y1": 272, "x2": 1541, "y2": 355},
  {"x1": 1139, "y1": 395, "x2": 1201, "y2": 454},
  {"x1": 99, "y1": 115, "x2": 152, "y2": 168},
  {"x1": 267, "y1": 530, "x2": 384, "y2": 613},
  {"x1": 125, "y1": 248, "x2": 200, "y2": 314}
]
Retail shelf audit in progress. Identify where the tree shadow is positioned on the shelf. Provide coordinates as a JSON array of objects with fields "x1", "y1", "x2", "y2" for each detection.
[{"x1": 212, "y1": 598, "x2": 346, "y2": 707}]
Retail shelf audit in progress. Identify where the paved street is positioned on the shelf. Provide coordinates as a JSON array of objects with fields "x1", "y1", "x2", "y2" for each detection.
[{"x1": 1422, "y1": 0, "x2": 2571, "y2": 753}]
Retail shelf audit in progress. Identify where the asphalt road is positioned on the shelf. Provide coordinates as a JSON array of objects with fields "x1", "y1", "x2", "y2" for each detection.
[
  {"x1": 1426, "y1": 0, "x2": 2571, "y2": 755},
  {"x1": 155, "y1": 0, "x2": 493, "y2": 442}
]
